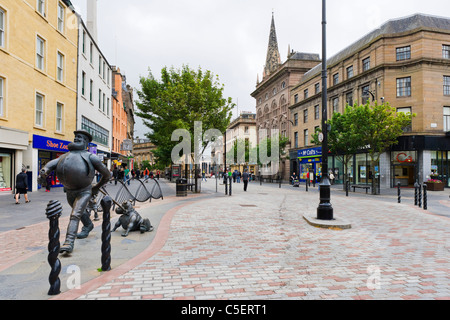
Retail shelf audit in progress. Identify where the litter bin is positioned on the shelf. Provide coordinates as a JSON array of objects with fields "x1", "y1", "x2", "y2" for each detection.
[{"x1": 176, "y1": 178, "x2": 187, "y2": 197}]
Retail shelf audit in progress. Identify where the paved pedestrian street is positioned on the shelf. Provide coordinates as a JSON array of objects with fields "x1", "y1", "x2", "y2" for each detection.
[{"x1": 0, "y1": 179, "x2": 449, "y2": 301}]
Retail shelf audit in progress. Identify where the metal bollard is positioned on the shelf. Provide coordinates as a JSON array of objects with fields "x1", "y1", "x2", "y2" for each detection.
[
  {"x1": 45, "y1": 200, "x2": 63, "y2": 296},
  {"x1": 100, "y1": 196, "x2": 112, "y2": 272},
  {"x1": 224, "y1": 176, "x2": 228, "y2": 195},
  {"x1": 279, "y1": 175, "x2": 281, "y2": 188},
  {"x1": 397, "y1": 182, "x2": 401, "y2": 203},
  {"x1": 346, "y1": 181, "x2": 349, "y2": 197},
  {"x1": 414, "y1": 182, "x2": 418, "y2": 206},
  {"x1": 423, "y1": 184, "x2": 427, "y2": 211},
  {"x1": 306, "y1": 178, "x2": 308, "y2": 192},
  {"x1": 418, "y1": 183, "x2": 422, "y2": 208},
  {"x1": 229, "y1": 176, "x2": 232, "y2": 196}
]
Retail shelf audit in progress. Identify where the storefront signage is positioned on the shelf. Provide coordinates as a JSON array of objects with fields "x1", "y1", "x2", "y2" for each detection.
[
  {"x1": 396, "y1": 152, "x2": 413, "y2": 163},
  {"x1": 33, "y1": 135, "x2": 70, "y2": 153},
  {"x1": 298, "y1": 147, "x2": 322, "y2": 159}
]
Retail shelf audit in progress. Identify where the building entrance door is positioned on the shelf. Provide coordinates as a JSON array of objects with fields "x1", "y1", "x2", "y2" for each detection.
[{"x1": 393, "y1": 164, "x2": 416, "y2": 187}]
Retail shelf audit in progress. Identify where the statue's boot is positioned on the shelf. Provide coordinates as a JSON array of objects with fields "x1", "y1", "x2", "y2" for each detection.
[
  {"x1": 60, "y1": 219, "x2": 79, "y2": 254},
  {"x1": 77, "y1": 213, "x2": 94, "y2": 239}
]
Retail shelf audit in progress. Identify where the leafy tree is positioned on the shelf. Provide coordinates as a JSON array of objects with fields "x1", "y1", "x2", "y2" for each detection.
[
  {"x1": 313, "y1": 101, "x2": 415, "y2": 194},
  {"x1": 353, "y1": 101, "x2": 415, "y2": 194},
  {"x1": 136, "y1": 65, "x2": 234, "y2": 168},
  {"x1": 252, "y1": 134, "x2": 289, "y2": 176}
]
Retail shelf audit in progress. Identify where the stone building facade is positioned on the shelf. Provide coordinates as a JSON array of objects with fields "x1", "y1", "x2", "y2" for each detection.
[
  {"x1": 251, "y1": 14, "x2": 321, "y2": 180},
  {"x1": 289, "y1": 13, "x2": 450, "y2": 188}
]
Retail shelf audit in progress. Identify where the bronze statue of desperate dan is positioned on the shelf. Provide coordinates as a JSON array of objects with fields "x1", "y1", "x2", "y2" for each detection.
[{"x1": 39, "y1": 130, "x2": 110, "y2": 254}]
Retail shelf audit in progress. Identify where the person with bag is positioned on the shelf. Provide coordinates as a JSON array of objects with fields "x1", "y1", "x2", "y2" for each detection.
[
  {"x1": 15, "y1": 168, "x2": 30, "y2": 204},
  {"x1": 243, "y1": 169, "x2": 249, "y2": 191}
]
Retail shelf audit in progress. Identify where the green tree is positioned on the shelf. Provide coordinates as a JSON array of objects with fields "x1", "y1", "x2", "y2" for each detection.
[
  {"x1": 354, "y1": 101, "x2": 415, "y2": 194},
  {"x1": 136, "y1": 65, "x2": 234, "y2": 167},
  {"x1": 312, "y1": 104, "x2": 365, "y2": 190},
  {"x1": 313, "y1": 101, "x2": 415, "y2": 194}
]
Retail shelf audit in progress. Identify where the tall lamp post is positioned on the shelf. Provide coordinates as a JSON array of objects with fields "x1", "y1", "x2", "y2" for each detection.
[{"x1": 317, "y1": 0, "x2": 334, "y2": 220}]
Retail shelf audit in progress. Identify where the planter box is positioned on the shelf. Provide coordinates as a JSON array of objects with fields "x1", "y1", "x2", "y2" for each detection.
[{"x1": 425, "y1": 182, "x2": 445, "y2": 191}]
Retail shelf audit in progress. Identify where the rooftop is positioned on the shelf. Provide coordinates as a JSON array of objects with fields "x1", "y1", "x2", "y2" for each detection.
[{"x1": 301, "y1": 13, "x2": 450, "y2": 84}]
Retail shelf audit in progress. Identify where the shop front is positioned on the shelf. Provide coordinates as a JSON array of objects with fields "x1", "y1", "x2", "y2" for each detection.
[
  {"x1": 391, "y1": 151, "x2": 417, "y2": 187},
  {"x1": 33, "y1": 134, "x2": 71, "y2": 189},
  {"x1": 0, "y1": 127, "x2": 29, "y2": 193},
  {"x1": 298, "y1": 147, "x2": 322, "y2": 183}
]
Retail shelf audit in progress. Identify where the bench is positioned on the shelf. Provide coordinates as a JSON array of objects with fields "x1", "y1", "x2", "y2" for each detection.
[
  {"x1": 186, "y1": 183, "x2": 195, "y2": 191},
  {"x1": 350, "y1": 185, "x2": 371, "y2": 193}
]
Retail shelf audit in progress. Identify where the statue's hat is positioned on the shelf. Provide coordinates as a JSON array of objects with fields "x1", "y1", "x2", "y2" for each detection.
[{"x1": 74, "y1": 130, "x2": 93, "y2": 142}]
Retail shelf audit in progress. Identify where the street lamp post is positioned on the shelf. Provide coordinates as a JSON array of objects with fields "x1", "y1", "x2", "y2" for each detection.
[{"x1": 317, "y1": 0, "x2": 334, "y2": 220}]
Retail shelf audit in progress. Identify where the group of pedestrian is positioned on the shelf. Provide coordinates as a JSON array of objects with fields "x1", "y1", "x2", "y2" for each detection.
[{"x1": 223, "y1": 169, "x2": 251, "y2": 192}]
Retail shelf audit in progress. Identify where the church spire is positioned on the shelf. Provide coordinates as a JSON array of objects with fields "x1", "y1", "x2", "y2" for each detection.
[{"x1": 264, "y1": 12, "x2": 281, "y2": 77}]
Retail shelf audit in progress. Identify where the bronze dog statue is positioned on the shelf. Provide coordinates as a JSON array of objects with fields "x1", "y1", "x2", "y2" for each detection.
[{"x1": 112, "y1": 201, "x2": 153, "y2": 237}]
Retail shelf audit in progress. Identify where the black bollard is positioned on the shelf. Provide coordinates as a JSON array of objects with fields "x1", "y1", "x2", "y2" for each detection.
[
  {"x1": 306, "y1": 178, "x2": 308, "y2": 192},
  {"x1": 414, "y1": 182, "x2": 418, "y2": 206},
  {"x1": 346, "y1": 181, "x2": 349, "y2": 197},
  {"x1": 224, "y1": 175, "x2": 228, "y2": 195},
  {"x1": 418, "y1": 183, "x2": 422, "y2": 208},
  {"x1": 397, "y1": 182, "x2": 401, "y2": 203},
  {"x1": 279, "y1": 175, "x2": 281, "y2": 188},
  {"x1": 229, "y1": 176, "x2": 232, "y2": 196},
  {"x1": 100, "y1": 196, "x2": 112, "y2": 272},
  {"x1": 45, "y1": 200, "x2": 63, "y2": 296},
  {"x1": 423, "y1": 184, "x2": 427, "y2": 211}
]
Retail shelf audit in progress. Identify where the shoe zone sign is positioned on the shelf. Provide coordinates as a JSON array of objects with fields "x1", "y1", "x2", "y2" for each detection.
[{"x1": 298, "y1": 147, "x2": 322, "y2": 163}]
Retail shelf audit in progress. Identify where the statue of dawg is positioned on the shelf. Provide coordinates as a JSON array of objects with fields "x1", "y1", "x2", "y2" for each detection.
[{"x1": 112, "y1": 200, "x2": 154, "y2": 237}]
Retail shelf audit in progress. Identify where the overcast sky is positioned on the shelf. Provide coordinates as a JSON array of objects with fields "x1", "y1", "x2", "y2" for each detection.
[{"x1": 70, "y1": 0, "x2": 450, "y2": 138}]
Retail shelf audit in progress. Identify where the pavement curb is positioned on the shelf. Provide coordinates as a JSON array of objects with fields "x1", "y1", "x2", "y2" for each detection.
[{"x1": 302, "y1": 213, "x2": 352, "y2": 230}]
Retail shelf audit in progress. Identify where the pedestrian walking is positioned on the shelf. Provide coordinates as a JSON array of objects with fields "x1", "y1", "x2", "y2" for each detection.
[
  {"x1": 243, "y1": 169, "x2": 249, "y2": 191},
  {"x1": 202, "y1": 170, "x2": 207, "y2": 182},
  {"x1": 45, "y1": 172, "x2": 53, "y2": 192},
  {"x1": 15, "y1": 168, "x2": 30, "y2": 204},
  {"x1": 329, "y1": 171, "x2": 335, "y2": 185},
  {"x1": 113, "y1": 167, "x2": 118, "y2": 185},
  {"x1": 124, "y1": 167, "x2": 130, "y2": 185}
]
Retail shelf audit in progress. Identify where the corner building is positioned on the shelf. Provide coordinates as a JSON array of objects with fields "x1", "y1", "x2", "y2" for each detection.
[
  {"x1": 289, "y1": 13, "x2": 450, "y2": 189},
  {"x1": 0, "y1": 0, "x2": 78, "y2": 192}
]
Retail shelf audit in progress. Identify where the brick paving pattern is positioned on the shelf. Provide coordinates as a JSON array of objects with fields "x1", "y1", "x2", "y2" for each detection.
[{"x1": 71, "y1": 185, "x2": 450, "y2": 300}]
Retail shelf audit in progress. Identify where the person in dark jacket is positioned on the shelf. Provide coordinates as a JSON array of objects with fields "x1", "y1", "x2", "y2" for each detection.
[
  {"x1": 243, "y1": 169, "x2": 249, "y2": 192},
  {"x1": 15, "y1": 168, "x2": 30, "y2": 204}
]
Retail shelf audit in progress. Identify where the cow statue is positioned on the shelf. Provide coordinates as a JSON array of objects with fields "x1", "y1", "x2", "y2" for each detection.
[{"x1": 112, "y1": 200, "x2": 153, "y2": 237}]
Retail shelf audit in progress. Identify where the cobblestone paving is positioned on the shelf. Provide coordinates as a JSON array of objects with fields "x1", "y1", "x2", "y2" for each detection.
[{"x1": 76, "y1": 186, "x2": 450, "y2": 300}]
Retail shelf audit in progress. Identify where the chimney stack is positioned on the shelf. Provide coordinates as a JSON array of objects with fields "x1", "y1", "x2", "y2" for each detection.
[{"x1": 86, "y1": 0, "x2": 98, "y2": 43}]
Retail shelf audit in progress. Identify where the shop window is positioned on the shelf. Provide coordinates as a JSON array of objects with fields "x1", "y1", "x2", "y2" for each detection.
[{"x1": 0, "y1": 153, "x2": 12, "y2": 191}]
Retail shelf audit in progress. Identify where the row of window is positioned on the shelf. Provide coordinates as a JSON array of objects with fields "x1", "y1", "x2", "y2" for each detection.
[
  {"x1": 35, "y1": 92, "x2": 64, "y2": 132},
  {"x1": 80, "y1": 72, "x2": 110, "y2": 116},
  {"x1": 81, "y1": 116, "x2": 109, "y2": 147},
  {"x1": 292, "y1": 106, "x2": 450, "y2": 149},
  {"x1": 36, "y1": 0, "x2": 66, "y2": 34},
  {"x1": 292, "y1": 45, "x2": 450, "y2": 105},
  {"x1": 1, "y1": 2, "x2": 67, "y2": 49},
  {"x1": 81, "y1": 30, "x2": 111, "y2": 85}
]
